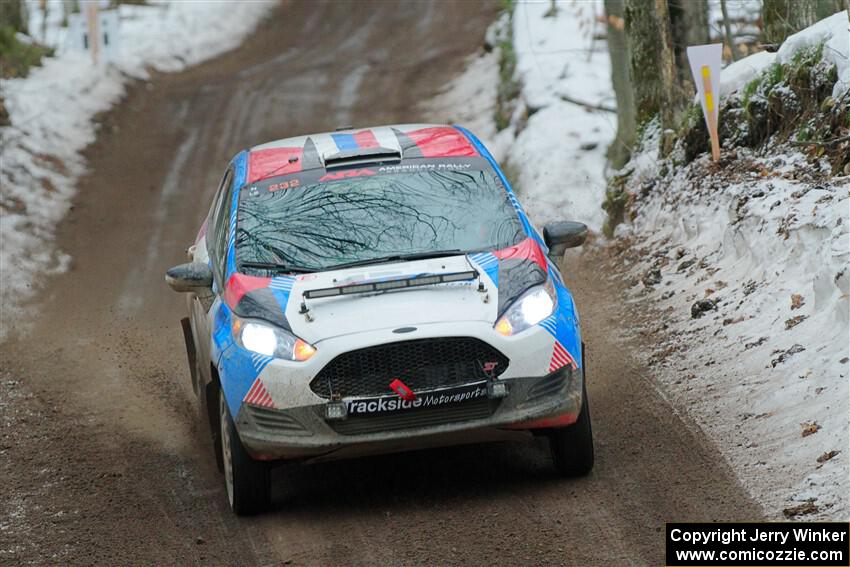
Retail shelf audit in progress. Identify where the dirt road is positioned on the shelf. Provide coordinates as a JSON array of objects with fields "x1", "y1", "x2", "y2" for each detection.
[{"x1": 0, "y1": 1, "x2": 762, "y2": 565}]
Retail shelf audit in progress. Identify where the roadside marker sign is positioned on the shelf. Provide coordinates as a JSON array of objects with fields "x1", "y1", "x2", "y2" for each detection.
[{"x1": 687, "y1": 44, "x2": 723, "y2": 162}]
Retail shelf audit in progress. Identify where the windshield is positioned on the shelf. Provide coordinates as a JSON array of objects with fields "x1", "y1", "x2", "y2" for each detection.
[{"x1": 236, "y1": 165, "x2": 524, "y2": 272}]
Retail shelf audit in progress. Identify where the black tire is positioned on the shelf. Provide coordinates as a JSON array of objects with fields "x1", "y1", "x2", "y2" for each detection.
[
  {"x1": 219, "y1": 390, "x2": 270, "y2": 515},
  {"x1": 549, "y1": 380, "x2": 595, "y2": 477}
]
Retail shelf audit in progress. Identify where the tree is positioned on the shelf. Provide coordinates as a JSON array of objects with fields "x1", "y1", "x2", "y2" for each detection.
[
  {"x1": 0, "y1": 0, "x2": 27, "y2": 34},
  {"x1": 763, "y1": 0, "x2": 817, "y2": 44},
  {"x1": 669, "y1": 0, "x2": 710, "y2": 92},
  {"x1": 815, "y1": 0, "x2": 847, "y2": 19},
  {"x1": 604, "y1": 0, "x2": 636, "y2": 169},
  {"x1": 719, "y1": 0, "x2": 741, "y2": 61},
  {"x1": 625, "y1": 0, "x2": 682, "y2": 148}
]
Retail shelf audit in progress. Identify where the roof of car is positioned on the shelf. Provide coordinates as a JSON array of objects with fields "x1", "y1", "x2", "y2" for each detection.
[{"x1": 244, "y1": 124, "x2": 481, "y2": 184}]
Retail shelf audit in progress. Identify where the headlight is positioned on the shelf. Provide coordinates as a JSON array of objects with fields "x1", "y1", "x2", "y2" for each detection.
[
  {"x1": 494, "y1": 280, "x2": 557, "y2": 336},
  {"x1": 232, "y1": 317, "x2": 316, "y2": 361}
]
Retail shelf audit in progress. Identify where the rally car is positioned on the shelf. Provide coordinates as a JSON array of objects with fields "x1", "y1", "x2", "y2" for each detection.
[{"x1": 166, "y1": 124, "x2": 593, "y2": 515}]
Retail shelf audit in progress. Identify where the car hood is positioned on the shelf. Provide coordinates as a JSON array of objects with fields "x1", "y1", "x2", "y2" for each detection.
[{"x1": 226, "y1": 239, "x2": 550, "y2": 344}]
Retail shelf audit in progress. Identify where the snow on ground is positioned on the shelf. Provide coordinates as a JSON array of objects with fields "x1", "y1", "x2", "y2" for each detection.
[
  {"x1": 621, "y1": 143, "x2": 849, "y2": 520},
  {"x1": 427, "y1": 1, "x2": 615, "y2": 232},
  {"x1": 505, "y1": 0, "x2": 614, "y2": 231},
  {"x1": 435, "y1": 2, "x2": 849, "y2": 519},
  {"x1": 0, "y1": 0, "x2": 275, "y2": 340},
  {"x1": 425, "y1": 34, "x2": 506, "y2": 160},
  {"x1": 616, "y1": 15, "x2": 850, "y2": 519}
]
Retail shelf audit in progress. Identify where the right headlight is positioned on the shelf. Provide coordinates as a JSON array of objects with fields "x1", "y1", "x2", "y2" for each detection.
[
  {"x1": 494, "y1": 279, "x2": 557, "y2": 336},
  {"x1": 232, "y1": 316, "x2": 316, "y2": 361}
]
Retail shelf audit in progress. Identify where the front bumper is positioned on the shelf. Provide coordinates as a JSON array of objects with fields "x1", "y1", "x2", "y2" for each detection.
[{"x1": 234, "y1": 365, "x2": 583, "y2": 462}]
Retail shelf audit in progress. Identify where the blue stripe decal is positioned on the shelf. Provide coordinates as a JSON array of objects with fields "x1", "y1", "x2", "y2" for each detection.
[
  {"x1": 226, "y1": 151, "x2": 249, "y2": 278},
  {"x1": 269, "y1": 275, "x2": 296, "y2": 313},
  {"x1": 453, "y1": 125, "x2": 547, "y2": 251},
  {"x1": 331, "y1": 133, "x2": 358, "y2": 151},
  {"x1": 217, "y1": 151, "x2": 279, "y2": 414},
  {"x1": 220, "y1": 341, "x2": 267, "y2": 414},
  {"x1": 537, "y1": 279, "x2": 582, "y2": 370},
  {"x1": 233, "y1": 150, "x2": 248, "y2": 188},
  {"x1": 469, "y1": 252, "x2": 499, "y2": 288}
]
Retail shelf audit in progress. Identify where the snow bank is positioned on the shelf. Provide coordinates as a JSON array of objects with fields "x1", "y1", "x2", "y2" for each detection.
[
  {"x1": 506, "y1": 0, "x2": 614, "y2": 232},
  {"x1": 777, "y1": 11, "x2": 849, "y2": 97},
  {"x1": 717, "y1": 11, "x2": 849, "y2": 100},
  {"x1": 719, "y1": 50, "x2": 777, "y2": 99},
  {"x1": 623, "y1": 148, "x2": 849, "y2": 519},
  {"x1": 0, "y1": 0, "x2": 275, "y2": 339},
  {"x1": 617, "y1": 24, "x2": 850, "y2": 518}
]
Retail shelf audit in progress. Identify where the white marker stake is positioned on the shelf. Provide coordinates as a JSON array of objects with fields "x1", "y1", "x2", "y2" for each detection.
[
  {"x1": 84, "y1": 1, "x2": 100, "y2": 64},
  {"x1": 687, "y1": 44, "x2": 723, "y2": 162}
]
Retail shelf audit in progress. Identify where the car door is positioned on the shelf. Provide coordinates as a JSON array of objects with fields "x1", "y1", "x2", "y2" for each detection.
[{"x1": 191, "y1": 166, "x2": 234, "y2": 384}]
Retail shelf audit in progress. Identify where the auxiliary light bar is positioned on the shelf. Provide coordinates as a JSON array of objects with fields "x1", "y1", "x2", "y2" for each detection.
[{"x1": 303, "y1": 270, "x2": 479, "y2": 300}]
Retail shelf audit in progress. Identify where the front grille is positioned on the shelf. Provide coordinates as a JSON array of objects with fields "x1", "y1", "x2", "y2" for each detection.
[
  {"x1": 310, "y1": 337, "x2": 509, "y2": 399},
  {"x1": 328, "y1": 397, "x2": 498, "y2": 435}
]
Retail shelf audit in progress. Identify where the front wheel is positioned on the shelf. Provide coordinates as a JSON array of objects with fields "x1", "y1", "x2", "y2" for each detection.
[
  {"x1": 219, "y1": 390, "x2": 270, "y2": 515},
  {"x1": 549, "y1": 380, "x2": 594, "y2": 477}
]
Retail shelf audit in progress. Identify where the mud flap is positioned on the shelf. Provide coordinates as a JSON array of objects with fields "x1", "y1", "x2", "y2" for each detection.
[{"x1": 180, "y1": 317, "x2": 199, "y2": 396}]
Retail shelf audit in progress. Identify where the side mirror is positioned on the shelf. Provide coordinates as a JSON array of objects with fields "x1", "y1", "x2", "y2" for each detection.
[
  {"x1": 543, "y1": 221, "x2": 588, "y2": 260},
  {"x1": 165, "y1": 262, "x2": 213, "y2": 293}
]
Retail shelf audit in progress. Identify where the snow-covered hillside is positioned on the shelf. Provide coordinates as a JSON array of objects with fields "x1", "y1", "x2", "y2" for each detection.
[
  {"x1": 0, "y1": 0, "x2": 275, "y2": 340},
  {"x1": 615, "y1": 12, "x2": 849, "y2": 519},
  {"x1": 432, "y1": 2, "x2": 848, "y2": 520}
]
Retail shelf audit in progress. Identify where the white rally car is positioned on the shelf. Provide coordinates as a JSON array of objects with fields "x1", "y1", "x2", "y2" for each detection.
[{"x1": 166, "y1": 124, "x2": 593, "y2": 515}]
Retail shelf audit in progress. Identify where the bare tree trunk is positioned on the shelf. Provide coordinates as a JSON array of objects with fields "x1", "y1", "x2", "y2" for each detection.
[
  {"x1": 684, "y1": 0, "x2": 710, "y2": 45},
  {"x1": 764, "y1": 0, "x2": 818, "y2": 44},
  {"x1": 668, "y1": 0, "x2": 688, "y2": 83},
  {"x1": 625, "y1": 0, "x2": 682, "y2": 139},
  {"x1": 0, "y1": 0, "x2": 27, "y2": 33},
  {"x1": 815, "y1": 0, "x2": 845, "y2": 19},
  {"x1": 604, "y1": 0, "x2": 636, "y2": 169},
  {"x1": 669, "y1": 0, "x2": 709, "y2": 96},
  {"x1": 655, "y1": 0, "x2": 682, "y2": 146},
  {"x1": 720, "y1": 0, "x2": 740, "y2": 60},
  {"x1": 40, "y1": 0, "x2": 48, "y2": 42}
]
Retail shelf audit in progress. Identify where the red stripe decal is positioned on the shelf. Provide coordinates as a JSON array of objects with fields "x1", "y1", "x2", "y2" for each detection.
[
  {"x1": 243, "y1": 378, "x2": 275, "y2": 408},
  {"x1": 549, "y1": 341, "x2": 577, "y2": 372},
  {"x1": 404, "y1": 126, "x2": 479, "y2": 157},
  {"x1": 224, "y1": 273, "x2": 271, "y2": 308},
  {"x1": 493, "y1": 237, "x2": 548, "y2": 273},
  {"x1": 247, "y1": 147, "x2": 303, "y2": 183},
  {"x1": 353, "y1": 130, "x2": 380, "y2": 148}
]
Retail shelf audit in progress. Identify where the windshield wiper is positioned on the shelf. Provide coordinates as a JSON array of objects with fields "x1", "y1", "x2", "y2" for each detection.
[
  {"x1": 324, "y1": 249, "x2": 475, "y2": 271},
  {"x1": 239, "y1": 261, "x2": 317, "y2": 274}
]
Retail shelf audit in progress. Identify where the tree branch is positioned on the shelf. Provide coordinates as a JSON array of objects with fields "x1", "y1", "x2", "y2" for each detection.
[{"x1": 558, "y1": 94, "x2": 617, "y2": 113}]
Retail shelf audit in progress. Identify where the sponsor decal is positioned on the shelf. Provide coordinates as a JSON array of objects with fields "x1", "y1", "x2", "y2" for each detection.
[
  {"x1": 268, "y1": 178, "x2": 300, "y2": 192},
  {"x1": 346, "y1": 383, "x2": 488, "y2": 416},
  {"x1": 377, "y1": 162, "x2": 473, "y2": 173}
]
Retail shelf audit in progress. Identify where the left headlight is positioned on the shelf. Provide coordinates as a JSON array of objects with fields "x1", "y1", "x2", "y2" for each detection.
[
  {"x1": 494, "y1": 279, "x2": 557, "y2": 336},
  {"x1": 232, "y1": 317, "x2": 316, "y2": 361}
]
